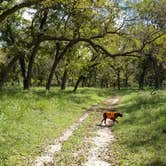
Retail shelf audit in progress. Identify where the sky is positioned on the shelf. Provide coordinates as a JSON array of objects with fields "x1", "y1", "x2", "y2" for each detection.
[{"x1": 22, "y1": 8, "x2": 36, "y2": 21}]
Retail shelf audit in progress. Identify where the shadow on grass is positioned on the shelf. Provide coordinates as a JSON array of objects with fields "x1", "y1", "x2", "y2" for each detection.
[
  {"x1": 113, "y1": 90, "x2": 166, "y2": 165},
  {"x1": 146, "y1": 159, "x2": 166, "y2": 166}
]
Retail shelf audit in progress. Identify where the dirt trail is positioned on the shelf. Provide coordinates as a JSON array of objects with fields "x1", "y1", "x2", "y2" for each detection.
[
  {"x1": 33, "y1": 97, "x2": 119, "y2": 166},
  {"x1": 84, "y1": 97, "x2": 119, "y2": 166},
  {"x1": 34, "y1": 113, "x2": 89, "y2": 166}
]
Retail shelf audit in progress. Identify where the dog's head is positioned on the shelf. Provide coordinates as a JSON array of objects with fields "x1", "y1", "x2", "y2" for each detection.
[{"x1": 116, "y1": 112, "x2": 123, "y2": 117}]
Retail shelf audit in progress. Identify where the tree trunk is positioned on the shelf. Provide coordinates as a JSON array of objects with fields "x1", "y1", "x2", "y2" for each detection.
[
  {"x1": 46, "y1": 43, "x2": 60, "y2": 90},
  {"x1": 124, "y1": 72, "x2": 129, "y2": 87},
  {"x1": 24, "y1": 43, "x2": 40, "y2": 89},
  {"x1": 61, "y1": 67, "x2": 68, "y2": 90},
  {"x1": 117, "y1": 69, "x2": 121, "y2": 90},
  {"x1": 139, "y1": 58, "x2": 149, "y2": 89},
  {"x1": 24, "y1": 10, "x2": 48, "y2": 90},
  {"x1": 0, "y1": 55, "x2": 20, "y2": 90},
  {"x1": 55, "y1": 71, "x2": 61, "y2": 86},
  {"x1": 18, "y1": 55, "x2": 27, "y2": 89},
  {"x1": 151, "y1": 57, "x2": 160, "y2": 89},
  {"x1": 46, "y1": 41, "x2": 76, "y2": 91},
  {"x1": 159, "y1": 63, "x2": 164, "y2": 87},
  {"x1": 73, "y1": 75, "x2": 84, "y2": 92},
  {"x1": 100, "y1": 78, "x2": 104, "y2": 88},
  {"x1": 139, "y1": 68, "x2": 146, "y2": 89},
  {"x1": 82, "y1": 76, "x2": 87, "y2": 87}
]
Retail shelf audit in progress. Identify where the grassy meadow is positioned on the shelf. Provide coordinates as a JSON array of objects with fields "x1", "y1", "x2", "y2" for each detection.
[
  {"x1": 0, "y1": 87, "x2": 111, "y2": 165},
  {"x1": 112, "y1": 90, "x2": 166, "y2": 165},
  {"x1": 52, "y1": 89, "x2": 166, "y2": 166},
  {"x1": 0, "y1": 87, "x2": 166, "y2": 165}
]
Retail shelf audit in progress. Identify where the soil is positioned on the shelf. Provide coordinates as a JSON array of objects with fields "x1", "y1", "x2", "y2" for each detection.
[
  {"x1": 84, "y1": 97, "x2": 119, "y2": 166},
  {"x1": 33, "y1": 97, "x2": 120, "y2": 166}
]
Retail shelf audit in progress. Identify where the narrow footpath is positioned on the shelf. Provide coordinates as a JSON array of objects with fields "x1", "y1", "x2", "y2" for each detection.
[{"x1": 33, "y1": 97, "x2": 120, "y2": 166}]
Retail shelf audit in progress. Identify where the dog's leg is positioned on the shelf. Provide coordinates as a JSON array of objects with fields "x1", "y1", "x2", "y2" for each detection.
[
  {"x1": 100, "y1": 118, "x2": 107, "y2": 125},
  {"x1": 100, "y1": 118, "x2": 104, "y2": 125},
  {"x1": 104, "y1": 118, "x2": 106, "y2": 125}
]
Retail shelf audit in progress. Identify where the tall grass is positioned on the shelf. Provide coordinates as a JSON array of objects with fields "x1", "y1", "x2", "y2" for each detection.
[
  {"x1": 113, "y1": 90, "x2": 166, "y2": 165},
  {"x1": 0, "y1": 87, "x2": 111, "y2": 165}
]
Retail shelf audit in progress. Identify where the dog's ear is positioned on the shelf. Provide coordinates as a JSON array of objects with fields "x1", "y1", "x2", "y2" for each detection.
[{"x1": 117, "y1": 113, "x2": 123, "y2": 117}]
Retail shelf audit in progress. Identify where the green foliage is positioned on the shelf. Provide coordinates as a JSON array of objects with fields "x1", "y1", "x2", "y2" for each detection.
[{"x1": 0, "y1": 0, "x2": 165, "y2": 90}]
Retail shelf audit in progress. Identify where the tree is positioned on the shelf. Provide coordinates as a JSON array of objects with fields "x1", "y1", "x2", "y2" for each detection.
[
  {"x1": 0, "y1": 0, "x2": 165, "y2": 90},
  {"x1": 0, "y1": 0, "x2": 44, "y2": 23}
]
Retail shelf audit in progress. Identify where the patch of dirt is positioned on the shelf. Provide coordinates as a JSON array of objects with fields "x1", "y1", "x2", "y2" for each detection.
[
  {"x1": 84, "y1": 97, "x2": 119, "y2": 166},
  {"x1": 34, "y1": 113, "x2": 89, "y2": 166},
  {"x1": 84, "y1": 128, "x2": 115, "y2": 166},
  {"x1": 33, "y1": 97, "x2": 120, "y2": 166}
]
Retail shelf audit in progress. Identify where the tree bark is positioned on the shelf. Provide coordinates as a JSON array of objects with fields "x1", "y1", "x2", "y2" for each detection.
[
  {"x1": 18, "y1": 55, "x2": 27, "y2": 89},
  {"x1": 0, "y1": 0, "x2": 44, "y2": 23},
  {"x1": 0, "y1": 55, "x2": 20, "y2": 89},
  {"x1": 73, "y1": 75, "x2": 84, "y2": 92},
  {"x1": 82, "y1": 76, "x2": 87, "y2": 87},
  {"x1": 55, "y1": 71, "x2": 61, "y2": 86},
  {"x1": 139, "y1": 57, "x2": 149, "y2": 89},
  {"x1": 24, "y1": 10, "x2": 48, "y2": 90},
  {"x1": 117, "y1": 68, "x2": 121, "y2": 90},
  {"x1": 61, "y1": 67, "x2": 68, "y2": 90},
  {"x1": 46, "y1": 43, "x2": 60, "y2": 90},
  {"x1": 46, "y1": 41, "x2": 76, "y2": 90},
  {"x1": 151, "y1": 57, "x2": 160, "y2": 89},
  {"x1": 24, "y1": 43, "x2": 40, "y2": 89}
]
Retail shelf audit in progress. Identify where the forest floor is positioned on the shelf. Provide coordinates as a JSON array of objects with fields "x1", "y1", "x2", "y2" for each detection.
[
  {"x1": 34, "y1": 96, "x2": 120, "y2": 166},
  {"x1": 1, "y1": 88, "x2": 165, "y2": 165}
]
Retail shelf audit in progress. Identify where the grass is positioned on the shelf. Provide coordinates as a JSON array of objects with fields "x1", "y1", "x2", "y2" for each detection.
[
  {"x1": 53, "y1": 89, "x2": 166, "y2": 166},
  {"x1": 54, "y1": 111, "x2": 99, "y2": 166},
  {"x1": 1, "y1": 87, "x2": 165, "y2": 165},
  {"x1": 0, "y1": 87, "x2": 111, "y2": 165},
  {"x1": 111, "y1": 89, "x2": 166, "y2": 166}
]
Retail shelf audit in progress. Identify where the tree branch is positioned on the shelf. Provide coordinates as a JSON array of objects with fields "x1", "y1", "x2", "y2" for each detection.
[
  {"x1": 0, "y1": 0, "x2": 44, "y2": 23},
  {"x1": 89, "y1": 22, "x2": 125, "y2": 40},
  {"x1": 39, "y1": 30, "x2": 166, "y2": 58}
]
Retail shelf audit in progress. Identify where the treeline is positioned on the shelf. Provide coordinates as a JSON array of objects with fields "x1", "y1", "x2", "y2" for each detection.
[{"x1": 0, "y1": 0, "x2": 165, "y2": 91}]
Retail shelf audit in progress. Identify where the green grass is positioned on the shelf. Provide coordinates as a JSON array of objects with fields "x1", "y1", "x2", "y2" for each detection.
[
  {"x1": 54, "y1": 112, "x2": 99, "y2": 166},
  {"x1": 1, "y1": 87, "x2": 165, "y2": 165},
  {"x1": 112, "y1": 90, "x2": 166, "y2": 166},
  {"x1": 0, "y1": 87, "x2": 111, "y2": 165}
]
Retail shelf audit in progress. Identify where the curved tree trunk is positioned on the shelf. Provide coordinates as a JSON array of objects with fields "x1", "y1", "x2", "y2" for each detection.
[
  {"x1": 24, "y1": 43, "x2": 40, "y2": 89},
  {"x1": 24, "y1": 10, "x2": 48, "y2": 90},
  {"x1": 46, "y1": 43, "x2": 60, "y2": 90},
  {"x1": 0, "y1": 0, "x2": 44, "y2": 23},
  {"x1": 73, "y1": 75, "x2": 84, "y2": 92}
]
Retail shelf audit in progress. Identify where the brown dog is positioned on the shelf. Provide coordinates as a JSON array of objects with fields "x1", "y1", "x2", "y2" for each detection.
[{"x1": 101, "y1": 112, "x2": 123, "y2": 125}]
